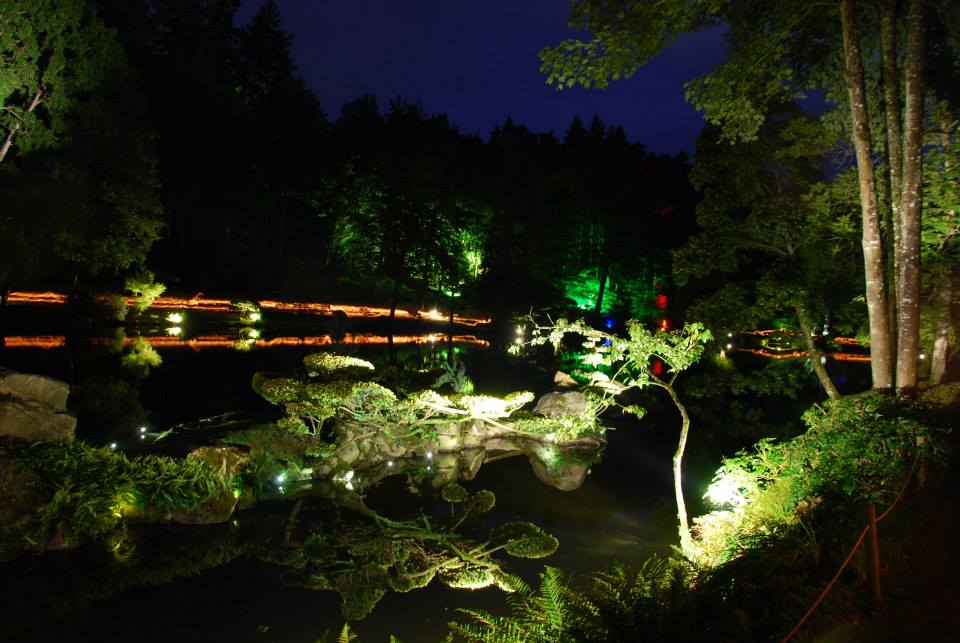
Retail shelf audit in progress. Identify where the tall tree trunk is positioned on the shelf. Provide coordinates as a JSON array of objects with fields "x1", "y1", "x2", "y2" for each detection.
[
  {"x1": 930, "y1": 127, "x2": 958, "y2": 385},
  {"x1": 896, "y1": 0, "x2": 926, "y2": 397},
  {"x1": 594, "y1": 259, "x2": 609, "y2": 314},
  {"x1": 841, "y1": 0, "x2": 894, "y2": 391},
  {"x1": 880, "y1": 0, "x2": 903, "y2": 357},
  {"x1": 929, "y1": 266, "x2": 954, "y2": 385},
  {"x1": 796, "y1": 303, "x2": 841, "y2": 399},
  {"x1": 0, "y1": 88, "x2": 43, "y2": 164}
]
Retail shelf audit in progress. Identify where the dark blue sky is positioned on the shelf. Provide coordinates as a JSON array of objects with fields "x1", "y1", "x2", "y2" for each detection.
[{"x1": 238, "y1": 1, "x2": 727, "y2": 156}]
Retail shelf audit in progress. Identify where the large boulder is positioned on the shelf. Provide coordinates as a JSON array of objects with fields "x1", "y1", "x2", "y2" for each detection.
[
  {"x1": 0, "y1": 369, "x2": 76, "y2": 443},
  {"x1": 0, "y1": 369, "x2": 70, "y2": 410},
  {"x1": 533, "y1": 391, "x2": 588, "y2": 418}
]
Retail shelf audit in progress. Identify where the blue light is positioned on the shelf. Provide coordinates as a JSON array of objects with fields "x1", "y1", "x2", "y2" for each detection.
[{"x1": 604, "y1": 318, "x2": 615, "y2": 329}]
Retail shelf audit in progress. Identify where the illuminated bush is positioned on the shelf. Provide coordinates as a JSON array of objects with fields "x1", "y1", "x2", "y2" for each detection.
[
  {"x1": 465, "y1": 489, "x2": 496, "y2": 514},
  {"x1": 491, "y1": 521, "x2": 560, "y2": 558},
  {"x1": 256, "y1": 377, "x2": 303, "y2": 404},
  {"x1": 0, "y1": 440, "x2": 232, "y2": 553},
  {"x1": 303, "y1": 352, "x2": 375, "y2": 379},
  {"x1": 691, "y1": 393, "x2": 945, "y2": 566},
  {"x1": 441, "y1": 482, "x2": 470, "y2": 503},
  {"x1": 440, "y1": 564, "x2": 497, "y2": 589}
]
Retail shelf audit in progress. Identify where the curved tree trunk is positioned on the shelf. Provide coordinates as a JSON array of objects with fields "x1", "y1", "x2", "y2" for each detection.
[
  {"x1": 896, "y1": 0, "x2": 926, "y2": 398},
  {"x1": 841, "y1": 0, "x2": 894, "y2": 391},
  {"x1": 660, "y1": 380, "x2": 693, "y2": 555},
  {"x1": 795, "y1": 303, "x2": 840, "y2": 399},
  {"x1": 0, "y1": 88, "x2": 43, "y2": 164}
]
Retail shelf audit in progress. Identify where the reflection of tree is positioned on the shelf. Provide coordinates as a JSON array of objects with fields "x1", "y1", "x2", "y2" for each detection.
[
  {"x1": 0, "y1": 524, "x2": 249, "y2": 641},
  {"x1": 267, "y1": 485, "x2": 558, "y2": 621}
]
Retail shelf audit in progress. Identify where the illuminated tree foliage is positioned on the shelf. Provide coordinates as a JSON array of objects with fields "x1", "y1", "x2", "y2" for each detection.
[
  {"x1": 0, "y1": 0, "x2": 163, "y2": 293},
  {"x1": 270, "y1": 489, "x2": 556, "y2": 621},
  {"x1": 317, "y1": 99, "x2": 489, "y2": 314},
  {"x1": 675, "y1": 107, "x2": 863, "y2": 398},
  {"x1": 0, "y1": 0, "x2": 120, "y2": 164},
  {"x1": 520, "y1": 318, "x2": 712, "y2": 554},
  {"x1": 542, "y1": 0, "x2": 960, "y2": 395}
]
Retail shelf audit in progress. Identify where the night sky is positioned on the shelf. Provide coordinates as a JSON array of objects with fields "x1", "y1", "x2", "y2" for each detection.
[{"x1": 236, "y1": 0, "x2": 727, "y2": 156}]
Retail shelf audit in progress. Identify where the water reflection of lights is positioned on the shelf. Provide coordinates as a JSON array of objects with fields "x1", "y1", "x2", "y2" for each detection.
[
  {"x1": 736, "y1": 348, "x2": 870, "y2": 362},
  {"x1": 3, "y1": 333, "x2": 490, "y2": 350},
  {"x1": 7, "y1": 291, "x2": 492, "y2": 327}
]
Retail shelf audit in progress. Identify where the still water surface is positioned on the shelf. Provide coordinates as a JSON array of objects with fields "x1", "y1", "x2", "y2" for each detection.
[{"x1": 1, "y1": 322, "x2": 678, "y2": 642}]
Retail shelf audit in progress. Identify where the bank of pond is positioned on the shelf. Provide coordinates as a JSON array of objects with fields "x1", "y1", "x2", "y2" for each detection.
[{"x1": 0, "y1": 341, "x2": 956, "y2": 641}]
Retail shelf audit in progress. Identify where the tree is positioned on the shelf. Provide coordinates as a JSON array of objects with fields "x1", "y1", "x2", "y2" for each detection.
[
  {"x1": 541, "y1": 0, "x2": 948, "y2": 396},
  {"x1": 0, "y1": 0, "x2": 121, "y2": 164},
  {"x1": 675, "y1": 109, "x2": 861, "y2": 399},
  {"x1": 0, "y1": 1, "x2": 163, "y2": 292},
  {"x1": 520, "y1": 319, "x2": 712, "y2": 555},
  {"x1": 317, "y1": 99, "x2": 483, "y2": 316}
]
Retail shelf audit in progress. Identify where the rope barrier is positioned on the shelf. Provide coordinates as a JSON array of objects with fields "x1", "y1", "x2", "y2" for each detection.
[{"x1": 780, "y1": 456, "x2": 920, "y2": 642}]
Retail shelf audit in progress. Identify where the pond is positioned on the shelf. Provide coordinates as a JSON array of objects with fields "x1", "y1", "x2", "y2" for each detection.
[{"x1": 0, "y1": 316, "x2": 682, "y2": 642}]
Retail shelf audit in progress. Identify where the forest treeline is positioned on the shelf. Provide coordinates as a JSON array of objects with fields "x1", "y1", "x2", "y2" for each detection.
[
  {"x1": 0, "y1": 0, "x2": 693, "y2": 323},
  {"x1": 2, "y1": 0, "x2": 958, "y2": 387}
]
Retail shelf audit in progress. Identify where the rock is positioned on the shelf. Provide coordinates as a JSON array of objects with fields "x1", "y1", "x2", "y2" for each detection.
[
  {"x1": 0, "y1": 368, "x2": 70, "y2": 411},
  {"x1": 187, "y1": 445, "x2": 250, "y2": 479},
  {"x1": 187, "y1": 445, "x2": 255, "y2": 511},
  {"x1": 456, "y1": 449, "x2": 485, "y2": 481},
  {"x1": 553, "y1": 371, "x2": 579, "y2": 389},
  {"x1": 0, "y1": 368, "x2": 76, "y2": 443},
  {"x1": 0, "y1": 397, "x2": 76, "y2": 443},
  {"x1": 527, "y1": 449, "x2": 590, "y2": 491},
  {"x1": 533, "y1": 391, "x2": 588, "y2": 418},
  {"x1": 335, "y1": 436, "x2": 361, "y2": 465}
]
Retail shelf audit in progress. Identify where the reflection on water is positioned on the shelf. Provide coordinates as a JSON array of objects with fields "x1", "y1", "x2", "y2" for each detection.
[
  {"x1": 6, "y1": 290, "x2": 492, "y2": 326},
  {"x1": 0, "y1": 325, "x2": 680, "y2": 642},
  {"x1": 0, "y1": 435, "x2": 605, "y2": 640},
  {"x1": 2, "y1": 332, "x2": 490, "y2": 350}
]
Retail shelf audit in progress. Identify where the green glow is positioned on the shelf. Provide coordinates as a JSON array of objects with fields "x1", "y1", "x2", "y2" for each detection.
[
  {"x1": 464, "y1": 249, "x2": 484, "y2": 279},
  {"x1": 564, "y1": 269, "x2": 605, "y2": 311}
]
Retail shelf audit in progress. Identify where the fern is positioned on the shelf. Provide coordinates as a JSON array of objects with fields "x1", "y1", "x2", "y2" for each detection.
[
  {"x1": 449, "y1": 566, "x2": 576, "y2": 643},
  {"x1": 337, "y1": 623, "x2": 357, "y2": 643}
]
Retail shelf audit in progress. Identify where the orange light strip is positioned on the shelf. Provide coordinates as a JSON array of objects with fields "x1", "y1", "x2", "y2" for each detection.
[
  {"x1": 2, "y1": 335, "x2": 67, "y2": 349},
  {"x1": 8, "y1": 291, "x2": 491, "y2": 326},
  {"x1": 140, "y1": 295, "x2": 234, "y2": 312},
  {"x1": 736, "y1": 348, "x2": 870, "y2": 362},
  {"x1": 740, "y1": 329, "x2": 792, "y2": 337},
  {"x1": 830, "y1": 353, "x2": 871, "y2": 362},
  {"x1": 736, "y1": 348, "x2": 808, "y2": 360},
  {"x1": 4, "y1": 334, "x2": 490, "y2": 350},
  {"x1": 7, "y1": 291, "x2": 68, "y2": 304},
  {"x1": 834, "y1": 337, "x2": 862, "y2": 346}
]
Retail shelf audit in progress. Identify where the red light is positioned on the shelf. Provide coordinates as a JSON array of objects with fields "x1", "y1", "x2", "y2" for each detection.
[
  {"x1": 652, "y1": 359, "x2": 664, "y2": 375},
  {"x1": 656, "y1": 294, "x2": 668, "y2": 310}
]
